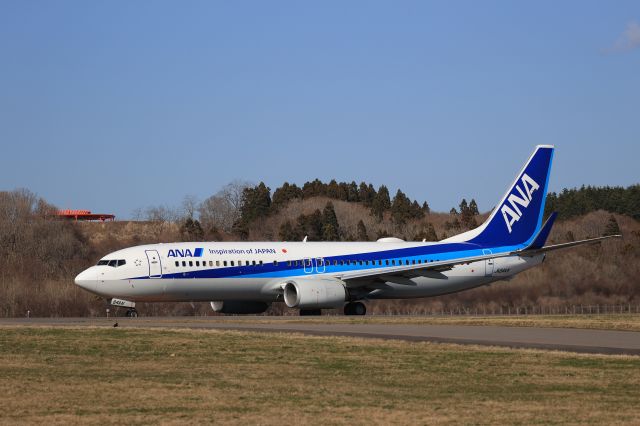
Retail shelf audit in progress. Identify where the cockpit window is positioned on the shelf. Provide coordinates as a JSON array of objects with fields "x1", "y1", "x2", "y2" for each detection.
[{"x1": 97, "y1": 259, "x2": 126, "y2": 267}]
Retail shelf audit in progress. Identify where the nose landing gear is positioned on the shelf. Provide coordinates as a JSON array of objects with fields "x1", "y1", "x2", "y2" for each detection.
[{"x1": 109, "y1": 298, "x2": 138, "y2": 318}]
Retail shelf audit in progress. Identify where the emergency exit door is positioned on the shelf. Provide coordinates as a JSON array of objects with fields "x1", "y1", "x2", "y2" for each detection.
[{"x1": 482, "y1": 249, "x2": 494, "y2": 276}]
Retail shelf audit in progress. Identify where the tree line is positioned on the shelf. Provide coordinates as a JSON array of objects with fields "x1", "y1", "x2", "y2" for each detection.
[{"x1": 545, "y1": 185, "x2": 640, "y2": 221}]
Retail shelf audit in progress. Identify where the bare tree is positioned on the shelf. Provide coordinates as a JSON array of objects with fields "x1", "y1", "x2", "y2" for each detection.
[
  {"x1": 181, "y1": 194, "x2": 200, "y2": 220},
  {"x1": 199, "y1": 180, "x2": 251, "y2": 232}
]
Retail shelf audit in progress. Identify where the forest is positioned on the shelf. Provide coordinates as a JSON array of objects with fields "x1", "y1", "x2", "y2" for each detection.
[{"x1": 0, "y1": 181, "x2": 638, "y2": 317}]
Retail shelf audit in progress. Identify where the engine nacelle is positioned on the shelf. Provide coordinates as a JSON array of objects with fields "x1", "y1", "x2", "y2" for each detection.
[
  {"x1": 210, "y1": 301, "x2": 270, "y2": 314},
  {"x1": 283, "y1": 279, "x2": 347, "y2": 309}
]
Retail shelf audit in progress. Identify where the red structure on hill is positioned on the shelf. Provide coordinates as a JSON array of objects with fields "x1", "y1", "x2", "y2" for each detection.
[{"x1": 56, "y1": 210, "x2": 115, "y2": 222}]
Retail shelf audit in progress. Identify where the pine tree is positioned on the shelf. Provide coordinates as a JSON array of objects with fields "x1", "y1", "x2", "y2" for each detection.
[
  {"x1": 233, "y1": 182, "x2": 271, "y2": 239},
  {"x1": 302, "y1": 179, "x2": 326, "y2": 198},
  {"x1": 326, "y1": 179, "x2": 341, "y2": 199},
  {"x1": 279, "y1": 220, "x2": 299, "y2": 241},
  {"x1": 604, "y1": 215, "x2": 621, "y2": 236},
  {"x1": 459, "y1": 198, "x2": 468, "y2": 214},
  {"x1": 272, "y1": 182, "x2": 302, "y2": 211},
  {"x1": 414, "y1": 223, "x2": 438, "y2": 241},
  {"x1": 469, "y1": 199, "x2": 479, "y2": 215},
  {"x1": 459, "y1": 198, "x2": 476, "y2": 229},
  {"x1": 371, "y1": 185, "x2": 391, "y2": 221},
  {"x1": 422, "y1": 201, "x2": 430, "y2": 214},
  {"x1": 239, "y1": 182, "x2": 271, "y2": 222},
  {"x1": 359, "y1": 182, "x2": 376, "y2": 207},
  {"x1": 347, "y1": 181, "x2": 360, "y2": 202},
  {"x1": 391, "y1": 189, "x2": 412, "y2": 225},
  {"x1": 321, "y1": 202, "x2": 340, "y2": 241},
  {"x1": 180, "y1": 217, "x2": 204, "y2": 241},
  {"x1": 295, "y1": 209, "x2": 323, "y2": 241},
  {"x1": 356, "y1": 220, "x2": 369, "y2": 241}
]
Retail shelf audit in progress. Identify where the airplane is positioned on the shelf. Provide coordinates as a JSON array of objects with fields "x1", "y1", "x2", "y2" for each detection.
[{"x1": 74, "y1": 145, "x2": 621, "y2": 317}]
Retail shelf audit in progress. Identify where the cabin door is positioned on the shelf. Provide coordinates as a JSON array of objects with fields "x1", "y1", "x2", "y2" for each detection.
[
  {"x1": 145, "y1": 250, "x2": 162, "y2": 278},
  {"x1": 482, "y1": 249, "x2": 494, "y2": 276},
  {"x1": 303, "y1": 258, "x2": 314, "y2": 274}
]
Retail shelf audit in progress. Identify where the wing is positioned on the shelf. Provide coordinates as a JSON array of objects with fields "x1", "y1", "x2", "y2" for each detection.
[
  {"x1": 338, "y1": 251, "x2": 513, "y2": 284},
  {"x1": 340, "y1": 234, "x2": 622, "y2": 286}
]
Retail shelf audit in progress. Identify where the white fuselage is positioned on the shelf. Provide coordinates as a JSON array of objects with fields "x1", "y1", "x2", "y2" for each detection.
[{"x1": 75, "y1": 240, "x2": 544, "y2": 303}]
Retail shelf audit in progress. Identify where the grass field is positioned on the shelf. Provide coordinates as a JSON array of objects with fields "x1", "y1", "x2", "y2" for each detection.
[{"x1": 1, "y1": 327, "x2": 639, "y2": 425}]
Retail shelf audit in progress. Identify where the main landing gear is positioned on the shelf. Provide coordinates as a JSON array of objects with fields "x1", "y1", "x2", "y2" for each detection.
[{"x1": 344, "y1": 302, "x2": 366, "y2": 316}]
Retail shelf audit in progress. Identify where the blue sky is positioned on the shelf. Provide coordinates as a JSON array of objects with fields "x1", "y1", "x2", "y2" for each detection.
[{"x1": 1, "y1": 1, "x2": 638, "y2": 219}]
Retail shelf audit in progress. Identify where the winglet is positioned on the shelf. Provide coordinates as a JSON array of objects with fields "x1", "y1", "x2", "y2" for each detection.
[{"x1": 525, "y1": 212, "x2": 557, "y2": 250}]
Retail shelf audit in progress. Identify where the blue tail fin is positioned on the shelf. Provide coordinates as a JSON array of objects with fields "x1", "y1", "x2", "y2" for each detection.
[{"x1": 447, "y1": 145, "x2": 555, "y2": 248}]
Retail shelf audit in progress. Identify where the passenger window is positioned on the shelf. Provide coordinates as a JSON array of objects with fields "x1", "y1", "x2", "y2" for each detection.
[
  {"x1": 117, "y1": 259, "x2": 126, "y2": 267},
  {"x1": 259, "y1": 260, "x2": 263, "y2": 265},
  {"x1": 223, "y1": 261, "x2": 227, "y2": 266},
  {"x1": 196, "y1": 261, "x2": 200, "y2": 267},
  {"x1": 175, "y1": 261, "x2": 179, "y2": 267},
  {"x1": 209, "y1": 261, "x2": 213, "y2": 267},
  {"x1": 189, "y1": 261, "x2": 193, "y2": 267},
  {"x1": 273, "y1": 261, "x2": 278, "y2": 266},
  {"x1": 231, "y1": 261, "x2": 235, "y2": 266},
  {"x1": 252, "y1": 260, "x2": 256, "y2": 265},
  {"x1": 182, "y1": 261, "x2": 186, "y2": 267},
  {"x1": 333, "y1": 260, "x2": 338, "y2": 266},
  {"x1": 392, "y1": 260, "x2": 396, "y2": 265}
]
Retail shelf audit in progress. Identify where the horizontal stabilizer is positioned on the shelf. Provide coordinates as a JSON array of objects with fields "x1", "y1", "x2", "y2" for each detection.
[{"x1": 518, "y1": 234, "x2": 621, "y2": 256}]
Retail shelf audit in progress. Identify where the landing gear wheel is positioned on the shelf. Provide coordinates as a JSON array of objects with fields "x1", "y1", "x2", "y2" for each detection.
[
  {"x1": 125, "y1": 309, "x2": 138, "y2": 318},
  {"x1": 300, "y1": 309, "x2": 322, "y2": 316},
  {"x1": 344, "y1": 302, "x2": 366, "y2": 316}
]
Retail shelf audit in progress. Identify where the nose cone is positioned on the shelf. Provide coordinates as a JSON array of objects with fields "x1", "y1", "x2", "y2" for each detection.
[{"x1": 74, "y1": 268, "x2": 96, "y2": 292}]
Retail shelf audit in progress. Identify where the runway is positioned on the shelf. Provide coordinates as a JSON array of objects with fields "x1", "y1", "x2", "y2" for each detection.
[{"x1": 2, "y1": 317, "x2": 640, "y2": 355}]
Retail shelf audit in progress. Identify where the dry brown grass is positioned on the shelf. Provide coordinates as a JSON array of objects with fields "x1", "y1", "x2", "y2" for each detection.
[{"x1": 1, "y1": 327, "x2": 639, "y2": 425}]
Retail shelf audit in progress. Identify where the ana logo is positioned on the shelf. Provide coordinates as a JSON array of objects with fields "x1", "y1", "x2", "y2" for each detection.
[
  {"x1": 167, "y1": 248, "x2": 203, "y2": 258},
  {"x1": 501, "y1": 173, "x2": 540, "y2": 234}
]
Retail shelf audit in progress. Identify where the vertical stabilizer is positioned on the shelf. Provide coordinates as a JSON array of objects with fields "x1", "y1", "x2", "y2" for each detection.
[{"x1": 443, "y1": 145, "x2": 554, "y2": 248}]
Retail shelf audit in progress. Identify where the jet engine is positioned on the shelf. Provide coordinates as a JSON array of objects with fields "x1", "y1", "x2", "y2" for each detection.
[
  {"x1": 210, "y1": 301, "x2": 270, "y2": 314},
  {"x1": 283, "y1": 279, "x2": 347, "y2": 309}
]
